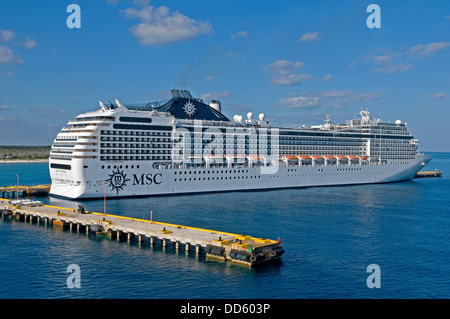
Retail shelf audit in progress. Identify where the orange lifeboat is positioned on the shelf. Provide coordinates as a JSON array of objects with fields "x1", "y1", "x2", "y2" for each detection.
[
  {"x1": 361, "y1": 156, "x2": 368, "y2": 160},
  {"x1": 337, "y1": 155, "x2": 347, "y2": 160},
  {"x1": 300, "y1": 155, "x2": 311, "y2": 160},
  {"x1": 348, "y1": 155, "x2": 359, "y2": 160},
  {"x1": 313, "y1": 155, "x2": 324, "y2": 160},
  {"x1": 325, "y1": 155, "x2": 335, "y2": 160},
  {"x1": 285, "y1": 155, "x2": 299, "y2": 160}
]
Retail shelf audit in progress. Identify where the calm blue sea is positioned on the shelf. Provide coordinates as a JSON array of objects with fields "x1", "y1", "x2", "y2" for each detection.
[{"x1": 0, "y1": 153, "x2": 449, "y2": 299}]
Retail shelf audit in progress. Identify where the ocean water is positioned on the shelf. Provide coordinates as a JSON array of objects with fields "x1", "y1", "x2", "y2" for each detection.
[{"x1": 0, "y1": 153, "x2": 449, "y2": 299}]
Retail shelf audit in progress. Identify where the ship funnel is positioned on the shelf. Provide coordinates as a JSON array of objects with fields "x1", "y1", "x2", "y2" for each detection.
[
  {"x1": 209, "y1": 100, "x2": 221, "y2": 112},
  {"x1": 184, "y1": 90, "x2": 193, "y2": 99},
  {"x1": 171, "y1": 89, "x2": 181, "y2": 98}
]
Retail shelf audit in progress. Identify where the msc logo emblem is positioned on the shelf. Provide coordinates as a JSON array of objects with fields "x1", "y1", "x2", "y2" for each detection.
[
  {"x1": 183, "y1": 100, "x2": 196, "y2": 118},
  {"x1": 106, "y1": 169, "x2": 130, "y2": 194}
]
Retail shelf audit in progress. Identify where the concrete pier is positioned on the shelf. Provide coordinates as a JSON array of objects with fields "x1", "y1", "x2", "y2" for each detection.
[
  {"x1": 0, "y1": 199, "x2": 284, "y2": 267},
  {"x1": 414, "y1": 170, "x2": 442, "y2": 178},
  {"x1": 0, "y1": 185, "x2": 50, "y2": 198}
]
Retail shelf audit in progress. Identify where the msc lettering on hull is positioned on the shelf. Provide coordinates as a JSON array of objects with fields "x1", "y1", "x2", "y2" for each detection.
[{"x1": 132, "y1": 173, "x2": 162, "y2": 185}]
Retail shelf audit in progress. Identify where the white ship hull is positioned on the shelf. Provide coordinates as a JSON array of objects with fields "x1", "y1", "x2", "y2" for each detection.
[
  {"x1": 49, "y1": 154, "x2": 430, "y2": 199},
  {"x1": 48, "y1": 90, "x2": 431, "y2": 200}
]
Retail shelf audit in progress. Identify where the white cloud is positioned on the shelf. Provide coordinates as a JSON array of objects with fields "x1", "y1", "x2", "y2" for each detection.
[
  {"x1": 298, "y1": 32, "x2": 320, "y2": 42},
  {"x1": 231, "y1": 30, "x2": 249, "y2": 39},
  {"x1": 0, "y1": 115, "x2": 17, "y2": 123},
  {"x1": 24, "y1": 37, "x2": 38, "y2": 50},
  {"x1": 277, "y1": 95, "x2": 320, "y2": 109},
  {"x1": 320, "y1": 90, "x2": 353, "y2": 98},
  {"x1": 422, "y1": 93, "x2": 447, "y2": 100},
  {"x1": 319, "y1": 90, "x2": 380, "y2": 109},
  {"x1": 371, "y1": 51, "x2": 400, "y2": 65},
  {"x1": 407, "y1": 42, "x2": 450, "y2": 57},
  {"x1": 265, "y1": 60, "x2": 309, "y2": 86},
  {"x1": 0, "y1": 99, "x2": 11, "y2": 110},
  {"x1": 445, "y1": 15, "x2": 450, "y2": 20},
  {"x1": 122, "y1": 5, "x2": 213, "y2": 46},
  {"x1": 271, "y1": 73, "x2": 311, "y2": 86},
  {"x1": 373, "y1": 64, "x2": 413, "y2": 74},
  {"x1": 0, "y1": 30, "x2": 15, "y2": 42},
  {"x1": 200, "y1": 91, "x2": 230, "y2": 101},
  {"x1": 266, "y1": 60, "x2": 304, "y2": 75},
  {"x1": 353, "y1": 92, "x2": 382, "y2": 102},
  {"x1": 366, "y1": 42, "x2": 450, "y2": 74},
  {"x1": 278, "y1": 90, "x2": 380, "y2": 110},
  {"x1": 205, "y1": 75, "x2": 214, "y2": 82},
  {"x1": 0, "y1": 46, "x2": 23, "y2": 65},
  {"x1": 0, "y1": 70, "x2": 13, "y2": 78},
  {"x1": 134, "y1": 0, "x2": 151, "y2": 6},
  {"x1": 321, "y1": 74, "x2": 332, "y2": 82}
]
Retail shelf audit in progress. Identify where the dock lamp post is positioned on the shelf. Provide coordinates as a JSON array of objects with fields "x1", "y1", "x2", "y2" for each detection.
[
  {"x1": 96, "y1": 180, "x2": 107, "y2": 218},
  {"x1": 103, "y1": 181, "x2": 106, "y2": 216},
  {"x1": 16, "y1": 174, "x2": 19, "y2": 200},
  {"x1": 103, "y1": 181, "x2": 107, "y2": 217}
]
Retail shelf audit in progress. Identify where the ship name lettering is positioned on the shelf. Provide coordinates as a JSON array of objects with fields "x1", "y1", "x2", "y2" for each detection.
[{"x1": 132, "y1": 173, "x2": 162, "y2": 186}]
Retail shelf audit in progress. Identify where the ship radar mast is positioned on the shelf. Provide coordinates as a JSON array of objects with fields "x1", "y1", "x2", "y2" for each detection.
[{"x1": 360, "y1": 108, "x2": 371, "y2": 124}]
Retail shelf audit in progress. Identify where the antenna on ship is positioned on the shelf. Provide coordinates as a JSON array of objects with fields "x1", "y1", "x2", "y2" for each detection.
[
  {"x1": 115, "y1": 99, "x2": 128, "y2": 110},
  {"x1": 99, "y1": 101, "x2": 108, "y2": 112}
]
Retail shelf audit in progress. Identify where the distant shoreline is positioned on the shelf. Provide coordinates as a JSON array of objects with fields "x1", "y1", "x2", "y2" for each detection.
[{"x1": 0, "y1": 159, "x2": 49, "y2": 164}]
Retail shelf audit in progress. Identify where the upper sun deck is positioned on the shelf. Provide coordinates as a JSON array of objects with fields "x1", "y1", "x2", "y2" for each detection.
[{"x1": 66, "y1": 91, "x2": 411, "y2": 139}]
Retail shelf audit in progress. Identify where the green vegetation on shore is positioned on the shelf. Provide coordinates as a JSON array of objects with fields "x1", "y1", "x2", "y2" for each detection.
[{"x1": 0, "y1": 146, "x2": 51, "y2": 160}]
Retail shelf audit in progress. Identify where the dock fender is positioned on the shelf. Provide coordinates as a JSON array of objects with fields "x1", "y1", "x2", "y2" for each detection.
[
  {"x1": 211, "y1": 246, "x2": 225, "y2": 256},
  {"x1": 90, "y1": 224, "x2": 104, "y2": 232},
  {"x1": 205, "y1": 244, "x2": 213, "y2": 254},
  {"x1": 251, "y1": 253, "x2": 265, "y2": 263},
  {"x1": 235, "y1": 251, "x2": 251, "y2": 261},
  {"x1": 228, "y1": 249, "x2": 239, "y2": 259},
  {"x1": 271, "y1": 247, "x2": 285, "y2": 257},
  {"x1": 0, "y1": 209, "x2": 12, "y2": 216}
]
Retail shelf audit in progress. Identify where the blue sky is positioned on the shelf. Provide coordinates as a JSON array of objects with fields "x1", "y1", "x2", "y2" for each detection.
[{"x1": 0, "y1": 0, "x2": 449, "y2": 151}]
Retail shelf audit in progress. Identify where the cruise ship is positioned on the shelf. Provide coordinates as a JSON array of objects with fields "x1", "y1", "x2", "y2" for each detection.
[{"x1": 49, "y1": 89, "x2": 431, "y2": 199}]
